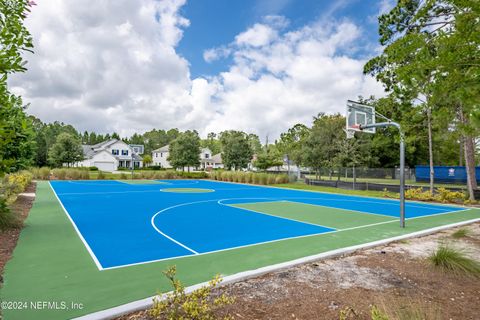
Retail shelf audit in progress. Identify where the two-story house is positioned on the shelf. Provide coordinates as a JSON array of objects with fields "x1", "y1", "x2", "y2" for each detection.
[
  {"x1": 74, "y1": 139, "x2": 143, "y2": 171},
  {"x1": 152, "y1": 145, "x2": 221, "y2": 170}
]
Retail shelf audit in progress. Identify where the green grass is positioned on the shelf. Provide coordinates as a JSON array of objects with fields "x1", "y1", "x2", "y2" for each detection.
[
  {"x1": 1, "y1": 181, "x2": 479, "y2": 319},
  {"x1": 451, "y1": 228, "x2": 470, "y2": 238},
  {"x1": 275, "y1": 182, "x2": 390, "y2": 198},
  {"x1": 305, "y1": 175, "x2": 467, "y2": 189},
  {"x1": 428, "y1": 245, "x2": 480, "y2": 277}
]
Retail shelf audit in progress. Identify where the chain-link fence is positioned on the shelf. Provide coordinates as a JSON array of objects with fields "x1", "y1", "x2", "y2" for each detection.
[{"x1": 302, "y1": 167, "x2": 415, "y2": 181}]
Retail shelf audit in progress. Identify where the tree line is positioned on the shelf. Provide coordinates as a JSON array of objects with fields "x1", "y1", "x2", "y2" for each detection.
[{"x1": 0, "y1": 0, "x2": 478, "y2": 198}]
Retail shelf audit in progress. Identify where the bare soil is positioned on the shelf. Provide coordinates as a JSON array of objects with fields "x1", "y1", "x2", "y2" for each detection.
[
  {"x1": 0, "y1": 182, "x2": 36, "y2": 284},
  {"x1": 119, "y1": 222, "x2": 480, "y2": 320}
]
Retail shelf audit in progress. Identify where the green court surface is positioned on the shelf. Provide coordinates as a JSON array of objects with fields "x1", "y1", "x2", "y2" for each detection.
[{"x1": 1, "y1": 181, "x2": 480, "y2": 319}]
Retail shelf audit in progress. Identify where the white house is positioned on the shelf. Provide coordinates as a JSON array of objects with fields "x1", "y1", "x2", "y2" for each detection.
[
  {"x1": 152, "y1": 145, "x2": 222, "y2": 170},
  {"x1": 74, "y1": 139, "x2": 143, "y2": 172},
  {"x1": 211, "y1": 153, "x2": 224, "y2": 169}
]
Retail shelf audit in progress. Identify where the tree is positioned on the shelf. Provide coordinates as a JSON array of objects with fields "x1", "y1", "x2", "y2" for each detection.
[
  {"x1": 365, "y1": 0, "x2": 480, "y2": 199},
  {"x1": 301, "y1": 113, "x2": 345, "y2": 178},
  {"x1": 167, "y1": 131, "x2": 201, "y2": 171},
  {"x1": 143, "y1": 154, "x2": 152, "y2": 167},
  {"x1": 48, "y1": 133, "x2": 84, "y2": 167},
  {"x1": 253, "y1": 148, "x2": 283, "y2": 171},
  {"x1": 276, "y1": 123, "x2": 310, "y2": 167},
  {"x1": 201, "y1": 132, "x2": 222, "y2": 155},
  {"x1": 0, "y1": 0, "x2": 35, "y2": 176},
  {"x1": 219, "y1": 131, "x2": 253, "y2": 170}
]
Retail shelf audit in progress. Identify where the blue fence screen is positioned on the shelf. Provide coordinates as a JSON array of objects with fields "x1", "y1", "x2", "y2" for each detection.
[{"x1": 415, "y1": 165, "x2": 480, "y2": 184}]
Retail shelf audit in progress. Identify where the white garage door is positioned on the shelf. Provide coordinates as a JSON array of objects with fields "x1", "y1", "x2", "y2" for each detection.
[{"x1": 94, "y1": 161, "x2": 115, "y2": 172}]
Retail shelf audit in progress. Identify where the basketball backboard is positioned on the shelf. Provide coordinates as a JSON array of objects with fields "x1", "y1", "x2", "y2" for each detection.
[{"x1": 346, "y1": 100, "x2": 376, "y2": 134}]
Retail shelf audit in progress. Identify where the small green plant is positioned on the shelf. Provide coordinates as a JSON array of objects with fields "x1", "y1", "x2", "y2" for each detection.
[
  {"x1": 119, "y1": 173, "x2": 127, "y2": 180},
  {"x1": 429, "y1": 245, "x2": 480, "y2": 277},
  {"x1": 149, "y1": 266, "x2": 234, "y2": 320},
  {"x1": 370, "y1": 305, "x2": 389, "y2": 320},
  {"x1": 451, "y1": 228, "x2": 470, "y2": 239}
]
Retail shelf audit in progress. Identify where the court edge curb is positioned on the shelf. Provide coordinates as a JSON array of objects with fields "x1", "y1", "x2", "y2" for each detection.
[{"x1": 72, "y1": 217, "x2": 480, "y2": 320}]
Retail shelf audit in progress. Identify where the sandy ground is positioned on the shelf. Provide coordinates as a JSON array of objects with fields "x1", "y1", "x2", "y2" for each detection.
[{"x1": 120, "y1": 222, "x2": 480, "y2": 320}]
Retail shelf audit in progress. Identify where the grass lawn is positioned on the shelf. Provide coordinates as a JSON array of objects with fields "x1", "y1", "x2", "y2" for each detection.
[
  {"x1": 1, "y1": 181, "x2": 479, "y2": 319},
  {"x1": 304, "y1": 175, "x2": 468, "y2": 189}
]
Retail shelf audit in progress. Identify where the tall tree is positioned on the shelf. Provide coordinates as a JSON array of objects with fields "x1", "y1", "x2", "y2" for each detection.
[
  {"x1": 167, "y1": 130, "x2": 201, "y2": 171},
  {"x1": 48, "y1": 133, "x2": 83, "y2": 167},
  {"x1": 365, "y1": 0, "x2": 480, "y2": 199},
  {"x1": 219, "y1": 131, "x2": 253, "y2": 170},
  {"x1": 0, "y1": 0, "x2": 35, "y2": 175}
]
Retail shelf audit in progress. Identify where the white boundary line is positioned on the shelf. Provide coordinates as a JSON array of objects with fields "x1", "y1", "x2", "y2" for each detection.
[
  {"x1": 48, "y1": 182, "x2": 105, "y2": 270},
  {"x1": 72, "y1": 217, "x2": 480, "y2": 320},
  {"x1": 111, "y1": 196, "x2": 470, "y2": 271},
  {"x1": 159, "y1": 188, "x2": 215, "y2": 193}
]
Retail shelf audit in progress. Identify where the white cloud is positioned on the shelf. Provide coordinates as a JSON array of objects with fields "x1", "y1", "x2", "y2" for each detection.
[{"x1": 11, "y1": 0, "x2": 385, "y2": 141}]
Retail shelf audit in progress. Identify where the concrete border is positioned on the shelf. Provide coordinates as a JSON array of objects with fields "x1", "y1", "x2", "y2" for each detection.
[{"x1": 72, "y1": 217, "x2": 480, "y2": 320}]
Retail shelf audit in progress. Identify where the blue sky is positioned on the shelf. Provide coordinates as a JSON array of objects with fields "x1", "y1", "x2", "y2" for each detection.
[
  {"x1": 12, "y1": 0, "x2": 392, "y2": 138},
  {"x1": 177, "y1": 0, "x2": 385, "y2": 78}
]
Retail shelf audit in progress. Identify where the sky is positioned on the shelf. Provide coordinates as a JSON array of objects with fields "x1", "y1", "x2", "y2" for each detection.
[{"x1": 10, "y1": 0, "x2": 395, "y2": 141}]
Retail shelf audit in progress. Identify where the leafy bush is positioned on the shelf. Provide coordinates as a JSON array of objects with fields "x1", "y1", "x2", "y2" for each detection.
[
  {"x1": 149, "y1": 266, "x2": 233, "y2": 320},
  {"x1": 429, "y1": 245, "x2": 480, "y2": 277},
  {"x1": 0, "y1": 197, "x2": 20, "y2": 230},
  {"x1": 2, "y1": 171, "x2": 33, "y2": 204},
  {"x1": 88, "y1": 166, "x2": 99, "y2": 171},
  {"x1": 97, "y1": 171, "x2": 106, "y2": 180},
  {"x1": 436, "y1": 187, "x2": 466, "y2": 203}
]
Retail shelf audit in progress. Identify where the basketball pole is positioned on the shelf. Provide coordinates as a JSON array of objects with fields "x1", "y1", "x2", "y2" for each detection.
[{"x1": 360, "y1": 121, "x2": 406, "y2": 228}]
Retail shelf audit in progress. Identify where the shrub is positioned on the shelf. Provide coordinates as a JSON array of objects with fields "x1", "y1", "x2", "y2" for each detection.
[
  {"x1": 97, "y1": 171, "x2": 106, "y2": 180},
  {"x1": 429, "y1": 245, "x2": 480, "y2": 277},
  {"x1": 149, "y1": 266, "x2": 234, "y2": 320},
  {"x1": 88, "y1": 166, "x2": 98, "y2": 171},
  {"x1": 164, "y1": 171, "x2": 175, "y2": 179},
  {"x1": 452, "y1": 228, "x2": 470, "y2": 239},
  {"x1": 267, "y1": 174, "x2": 276, "y2": 185},
  {"x1": 0, "y1": 197, "x2": 20, "y2": 230},
  {"x1": 39, "y1": 167, "x2": 51, "y2": 180},
  {"x1": 436, "y1": 187, "x2": 466, "y2": 203},
  {"x1": 52, "y1": 168, "x2": 67, "y2": 180},
  {"x1": 119, "y1": 173, "x2": 127, "y2": 180},
  {"x1": 67, "y1": 169, "x2": 80, "y2": 180},
  {"x1": 80, "y1": 170, "x2": 90, "y2": 180},
  {"x1": 258, "y1": 173, "x2": 268, "y2": 185}
]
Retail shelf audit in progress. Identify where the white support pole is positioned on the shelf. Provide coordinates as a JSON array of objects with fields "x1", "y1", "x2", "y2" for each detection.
[{"x1": 360, "y1": 121, "x2": 405, "y2": 228}]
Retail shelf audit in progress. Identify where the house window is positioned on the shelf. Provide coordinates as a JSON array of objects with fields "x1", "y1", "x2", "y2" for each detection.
[
  {"x1": 122, "y1": 150, "x2": 129, "y2": 156},
  {"x1": 160, "y1": 153, "x2": 163, "y2": 157},
  {"x1": 205, "y1": 153, "x2": 210, "y2": 159},
  {"x1": 155, "y1": 153, "x2": 158, "y2": 157},
  {"x1": 112, "y1": 149, "x2": 119, "y2": 155}
]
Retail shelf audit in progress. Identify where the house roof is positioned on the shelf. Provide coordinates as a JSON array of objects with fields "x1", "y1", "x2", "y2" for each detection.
[
  {"x1": 212, "y1": 153, "x2": 222, "y2": 164},
  {"x1": 82, "y1": 139, "x2": 143, "y2": 161},
  {"x1": 152, "y1": 145, "x2": 169, "y2": 153},
  {"x1": 91, "y1": 138, "x2": 119, "y2": 150}
]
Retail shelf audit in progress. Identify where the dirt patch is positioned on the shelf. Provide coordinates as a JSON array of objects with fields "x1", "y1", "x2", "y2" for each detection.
[
  {"x1": 0, "y1": 182, "x2": 36, "y2": 283},
  {"x1": 118, "y1": 222, "x2": 480, "y2": 320}
]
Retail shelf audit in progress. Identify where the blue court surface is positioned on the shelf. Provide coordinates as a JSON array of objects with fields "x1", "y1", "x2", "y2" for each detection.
[{"x1": 49, "y1": 179, "x2": 465, "y2": 270}]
